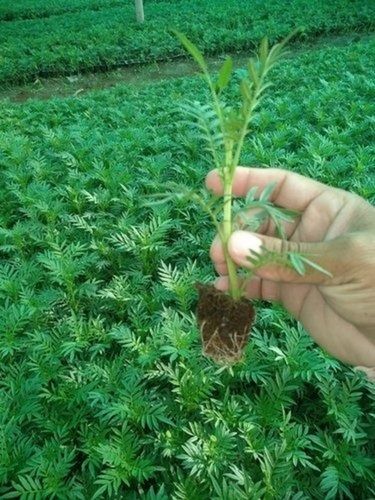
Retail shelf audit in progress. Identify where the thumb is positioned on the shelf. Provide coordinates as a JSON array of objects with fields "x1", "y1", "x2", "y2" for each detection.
[{"x1": 228, "y1": 230, "x2": 343, "y2": 284}]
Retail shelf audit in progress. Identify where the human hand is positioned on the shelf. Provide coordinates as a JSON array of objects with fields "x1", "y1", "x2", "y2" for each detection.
[{"x1": 206, "y1": 166, "x2": 375, "y2": 368}]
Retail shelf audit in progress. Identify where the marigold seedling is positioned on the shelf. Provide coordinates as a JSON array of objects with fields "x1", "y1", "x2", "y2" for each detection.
[
  {"x1": 149, "y1": 29, "x2": 330, "y2": 365},
  {"x1": 171, "y1": 30, "x2": 303, "y2": 364}
]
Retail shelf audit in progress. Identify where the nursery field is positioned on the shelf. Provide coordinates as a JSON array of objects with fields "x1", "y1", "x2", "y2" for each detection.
[
  {"x1": 0, "y1": 0, "x2": 375, "y2": 86},
  {"x1": 0, "y1": 0, "x2": 375, "y2": 498}
]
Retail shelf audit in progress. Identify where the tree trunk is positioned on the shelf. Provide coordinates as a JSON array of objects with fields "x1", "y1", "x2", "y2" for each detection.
[{"x1": 135, "y1": 0, "x2": 144, "y2": 23}]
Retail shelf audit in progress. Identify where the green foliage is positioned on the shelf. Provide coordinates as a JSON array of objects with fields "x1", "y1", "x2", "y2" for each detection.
[
  {"x1": 0, "y1": 0, "x2": 374, "y2": 86},
  {"x1": 0, "y1": 35, "x2": 374, "y2": 498},
  {"x1": 0, "y1": 0, "x2": 124, "y2": 21},
  {"x1": 172, "y1": 30, "x2": 304, "y2": 299}
]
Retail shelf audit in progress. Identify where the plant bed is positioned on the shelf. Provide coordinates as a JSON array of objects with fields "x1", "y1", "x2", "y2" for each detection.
[{"x1": 0, "y1": 37, "x2": 374, "y2": 499}]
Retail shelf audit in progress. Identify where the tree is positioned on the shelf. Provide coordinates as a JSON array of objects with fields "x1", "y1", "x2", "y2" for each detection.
[{"x1": 135, "y1": 0, "x2": 144, "y2": 22}]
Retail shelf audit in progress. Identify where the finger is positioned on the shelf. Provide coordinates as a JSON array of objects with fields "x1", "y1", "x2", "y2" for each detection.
[
  {"x1": 355, "y1": 366, "x2": 375, "y2": 381},
  {"x1": 215, "y1": 275, "x2": 282, "y2": 302},
  {"x1": 206, "y1": 166, "x2": 328, "y2": 212},
  {"x1": 227, "y1": 230, "x2": 345, "y2": 285},
  {"x1": 210, "y1": 207, "x2": 285, "y2": 278},
  {"x1": 210, "y1": 234, "x2": 227, "y2": 275},
  {"x1": 214, "y1": 275, "x2": 230, "y2": 292}
]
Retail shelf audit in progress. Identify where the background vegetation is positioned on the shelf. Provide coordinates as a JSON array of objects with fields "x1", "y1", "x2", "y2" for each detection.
[
  {"x1": 0, "y1": 0, "x2": 374, "y2": 86},
  {"x1": 0, "y1": 0, "x2": 374, "y2": 498}
]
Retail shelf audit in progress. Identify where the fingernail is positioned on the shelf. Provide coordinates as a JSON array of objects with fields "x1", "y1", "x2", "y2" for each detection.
[{"x1": 229, "y1": 231, "x2": 263, "y2": 266}]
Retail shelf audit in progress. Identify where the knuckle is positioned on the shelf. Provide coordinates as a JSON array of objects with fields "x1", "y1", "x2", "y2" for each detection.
[{"x1": 278, "y1": 238, "x2": 301, "y2": 255}]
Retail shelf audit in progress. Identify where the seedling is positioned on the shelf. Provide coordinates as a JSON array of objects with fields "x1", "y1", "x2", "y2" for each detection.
[{"x1": 150, "y1": 29, "x2": 330, "y2": 364}]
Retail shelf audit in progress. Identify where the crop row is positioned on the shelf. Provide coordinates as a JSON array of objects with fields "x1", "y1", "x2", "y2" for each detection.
[
  {"x1": 0, "y1": 0, "x2": 126, "y2": 21},
  {"x1": 0, "y1": 37, "x2": 374, "y2": 498},
  {"x1": 0, "y1": 0, "x2": 175, "y2": 22},
  {"x1": 1, "y1": 0, "x2": 374, "y2": 87}
]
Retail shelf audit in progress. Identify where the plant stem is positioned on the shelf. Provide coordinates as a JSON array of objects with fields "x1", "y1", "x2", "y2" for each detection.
[
  {"x1": 205, "y1": 82, "x2": 242, "y2": 300},
  {"x1": 222, "y1": 174, "x2": 241, "y2": 300}
]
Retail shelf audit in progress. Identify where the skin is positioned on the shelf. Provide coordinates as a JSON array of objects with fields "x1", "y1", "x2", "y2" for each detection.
[{"x1": 206, "y1": 166, "x2": 375, "y2": 369}]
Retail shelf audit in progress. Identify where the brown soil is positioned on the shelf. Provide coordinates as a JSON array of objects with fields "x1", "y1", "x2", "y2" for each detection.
[{"x1": 196, "y1": 283, "x2": 255, "y2": 364}]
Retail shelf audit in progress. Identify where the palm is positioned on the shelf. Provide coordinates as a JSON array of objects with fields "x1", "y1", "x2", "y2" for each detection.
[{"x1": 274, "y1": 190, "x2": 360, "y2": 361}]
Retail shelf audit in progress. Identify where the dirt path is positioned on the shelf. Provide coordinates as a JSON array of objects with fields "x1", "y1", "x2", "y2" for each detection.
[{"x1": 0, "y1": 33, "x2": 372, "y2": 104}]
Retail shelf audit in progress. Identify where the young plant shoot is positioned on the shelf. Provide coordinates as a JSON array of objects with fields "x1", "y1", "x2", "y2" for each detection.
[
  {"x1": 170, "y1": 31, "x2": 296, "y2": 364},
  {"x1": 152, "y1": 29, "x2": 329, "y2": 365}
]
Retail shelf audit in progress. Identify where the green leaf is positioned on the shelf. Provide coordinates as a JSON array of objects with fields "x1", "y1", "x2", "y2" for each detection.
[
  {"x1": 240, "y1": 79, "x2": 252, "y2": 104},
  {"x1": 259, "y1": 181, "x2": 277, "y2": 202},
  {"x1": 9, "y1": 475, "x2": 44, "y2": 498},
  {"x1": 300, "y1": 255, "x2": 333, "y2": 277},
  {"x1": 248, "y1": 58, "x2": 260, "y2": 86},
  {"x1": 259, "y1": 36, "x2": 269, "y2": 65},
  {"x1": 268, "y1": 27, "x2": 302, "y2": 63},
  {"x1": 216, "y1": 56, "x2": 233, "y2": 92},
  {"x1": 244, "y1": 186, "x2": 259, "y2": 204},
  {"x1": 288, "y1": 253, "x2": 306, "y2": 275},
  {"x1": 320, "y1": 465, "x2": 339, "y2": 499},
  {"x1": 281, "y1": 26, "x2": 303, "y2": 47},
  {"x1": 172, "y1": 30, "x2": 208, "y2": 76},
  {"x1": 288, "y1": 253, "x2": 333, "y2": 277}
]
